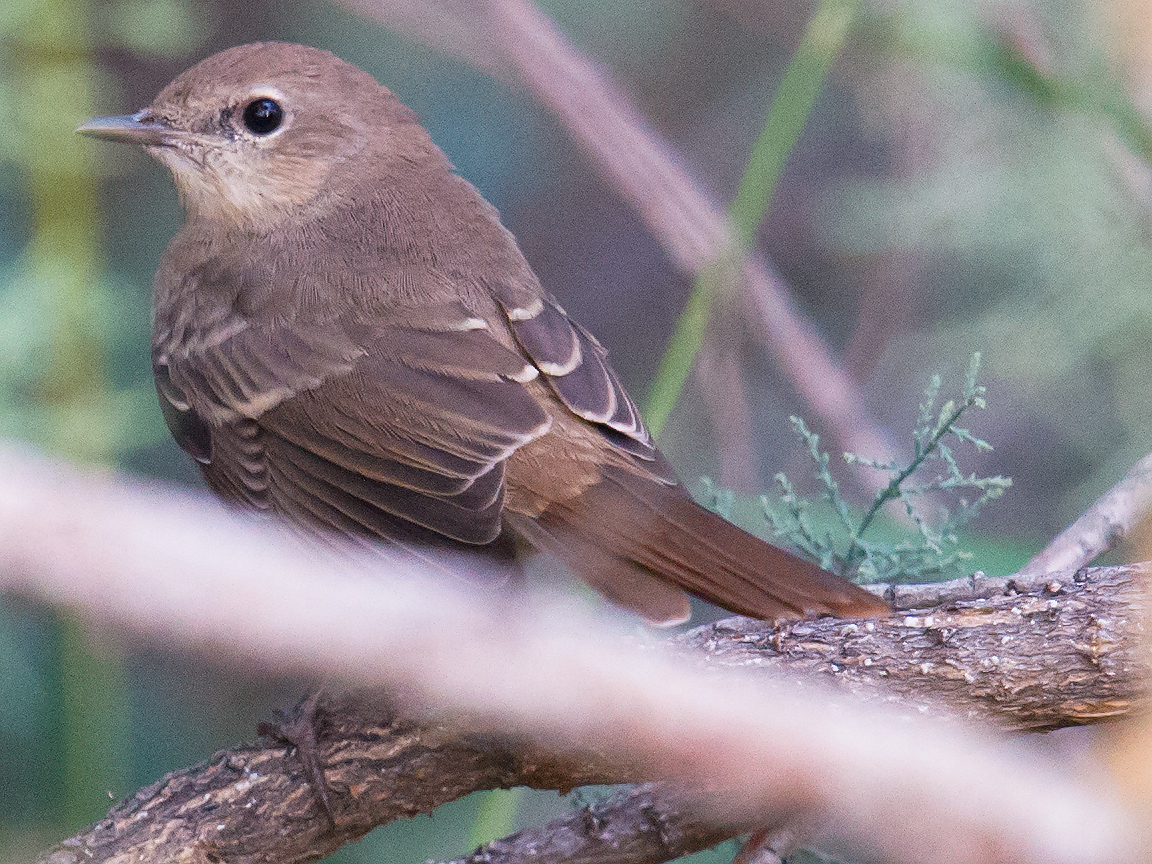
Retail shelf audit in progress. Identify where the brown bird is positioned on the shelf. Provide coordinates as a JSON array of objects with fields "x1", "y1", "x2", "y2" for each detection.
[{"x1": 79, "y1": 42, "x2": 885, "y2": 625}]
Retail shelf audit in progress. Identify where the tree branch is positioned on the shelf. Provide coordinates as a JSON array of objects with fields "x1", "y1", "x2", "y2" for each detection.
[
  {"x1": 448, "y1": 784, "x2": 747, "y2": 864},
  {"x1": 7, "y1": 443, "x2": 1144, "y2": 864},
  {"x1": 29, "y1": 561, "x2": 1146, "y2": 864},
  {"x1": 1018, "y1": 451, "x2": 1152, "y2": 578},
  {"x1": 40, "y1": 698, "x2": 634, "y2": 864},
  {"x1": 683, "y1": 566, "x2": 1151, "y2": 730}
]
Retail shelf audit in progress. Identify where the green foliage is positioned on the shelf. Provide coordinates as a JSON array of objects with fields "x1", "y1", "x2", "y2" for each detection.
[
  {"x1": 468, "y1": 788, "x2": 524, "y2": 850},
  {"x1": 0, "y1": 0, "x2": 207, "y2": 838},
  {"x1": 0, "y1": 0, "x2": 205, "y2": 466},
  {"x1": 763, "y1": 354, "x2": 1011, "y2": 583},
  {"x1": 825, "y1": 0, "x2": 1152, "y2": 519}
]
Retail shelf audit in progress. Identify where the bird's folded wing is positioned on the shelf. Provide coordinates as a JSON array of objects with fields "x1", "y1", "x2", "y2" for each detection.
[
  {"x1": 157, "y1": 301, "x2": 552, "y2": 545},
  {"x1": 489, "y1": 281, "x2": 673, "y2": 478}
]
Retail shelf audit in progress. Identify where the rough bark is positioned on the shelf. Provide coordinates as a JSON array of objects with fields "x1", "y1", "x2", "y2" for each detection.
[
  {"x1": 448, "y1": 785, "x2": 746, "y2": 864},
  {"x1": 40, "y1": 701, "x2": 633, "y2": 864},
  {"x1": 683, "y1": 565, "x2": 1150, "y2": 730},
  {"x1": 35, "y1": 564, "x2": 1149, "y2": 864}
]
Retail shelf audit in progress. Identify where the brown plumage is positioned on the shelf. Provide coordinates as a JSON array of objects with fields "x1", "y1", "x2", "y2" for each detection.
[{"x1": 79, "y1": 42, "x2": 887, "y2": 624}]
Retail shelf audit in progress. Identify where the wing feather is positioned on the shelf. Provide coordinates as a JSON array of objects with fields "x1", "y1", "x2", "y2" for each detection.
[
  {"x1": 159, "y1": 300, "x2": 551, "y2": 547},
  {"x1": 267, "y1": 432, "x2": 505, "y2": 544},
  {"x1": 491, "y1": 284, "x2": 666, "y2": 474}
]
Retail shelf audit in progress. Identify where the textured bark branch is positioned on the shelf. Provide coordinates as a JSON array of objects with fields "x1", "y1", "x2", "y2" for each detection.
[
  {"x1": 39, "y1": 697, "x2": 635, "y2": 864},
  {"x1": 683, "y1": 566, "x2": 1151, "y2": 730},
  {"x1": 4, "y1": 447, "x2": 1142, "y2": 864},
  {"x1": 26, "y1": 544, "x2": 1146, "y2": 864},
  {"x1": 448, "y1": 784, "x2": 749, "y2": 864},
  {"x1": 444, "y1": 566, "x2": 1152, "y2": 864}
]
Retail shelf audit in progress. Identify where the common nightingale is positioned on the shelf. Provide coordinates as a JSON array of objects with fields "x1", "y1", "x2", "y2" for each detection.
[{"x1": 79, "y1": 42, "x2": 886, "y2": 624}]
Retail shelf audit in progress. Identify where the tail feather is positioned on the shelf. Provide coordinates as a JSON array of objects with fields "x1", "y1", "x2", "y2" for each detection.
[
  {"x1": 507, "y1": 512, "x2": 693, "y2": 626},
  {"x1": 531, "y1": 468, "x2": 888, "y2": 622}
]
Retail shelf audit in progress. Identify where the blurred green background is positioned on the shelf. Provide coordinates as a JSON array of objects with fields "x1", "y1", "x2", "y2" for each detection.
[{"x1": 3, "y1": 0, "x2": 1152, "y2": 860}]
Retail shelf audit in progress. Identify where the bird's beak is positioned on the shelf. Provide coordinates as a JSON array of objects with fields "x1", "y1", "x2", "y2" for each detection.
[{"x1": 77, "y1": 110, "x2": 183, "y2": 147}]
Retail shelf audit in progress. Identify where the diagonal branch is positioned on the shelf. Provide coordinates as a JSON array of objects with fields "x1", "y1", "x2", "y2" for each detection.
[{"x1": 1018, "y1": 451, "x2": 1152, "y2": 578}]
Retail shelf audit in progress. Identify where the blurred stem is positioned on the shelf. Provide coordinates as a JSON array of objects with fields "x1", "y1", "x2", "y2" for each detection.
[
  {"x1": 644, "y1": 0, "x2": 858, "y2": 436},
  {"x1": 986, "y1": 32, "x2": 1152, "y2": 165},
  {"x1": 727, "y1": 0, "x2": 857, "y2": 249},
  {"x1": 11, "y1": 1, "x2": 131, "y2": 829},
  {"x1": 468, "y1": 788, "x2": 524, "y2": 849},
  {"x1": 877, "y1": 20, "x2": 1152, "y2": 168}
]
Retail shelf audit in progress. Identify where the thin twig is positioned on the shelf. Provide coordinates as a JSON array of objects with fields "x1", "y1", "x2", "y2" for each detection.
[
  {"x1": 1018, "y1": 451, "x2": 1152, "y2": 578},
  {"x1": 729, "y1": 824, "x2": 808, "y2": 864}
]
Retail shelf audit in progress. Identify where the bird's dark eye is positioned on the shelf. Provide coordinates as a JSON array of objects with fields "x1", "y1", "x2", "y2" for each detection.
[{"x1": 242, "y1": 98, "x2": 284, "y2": 135}]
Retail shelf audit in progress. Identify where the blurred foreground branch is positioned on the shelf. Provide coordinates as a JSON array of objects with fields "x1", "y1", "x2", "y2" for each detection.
[
  {"x1": 33, "y1": 565, "x2": 1149, "y2": 864},
  {"x1": 0, "y1": 445, "x2": 1141, "y2": 864}
]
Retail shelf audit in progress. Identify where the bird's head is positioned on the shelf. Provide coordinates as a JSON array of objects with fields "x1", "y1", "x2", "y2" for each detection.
[{"x1": 79, "y1": 42, "x2": 429, "y2": 230}]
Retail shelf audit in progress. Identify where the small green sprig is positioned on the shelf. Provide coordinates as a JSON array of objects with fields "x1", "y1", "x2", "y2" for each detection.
[{"x1": 764, "y1": 353, "x2": 1011, "y2": 583}]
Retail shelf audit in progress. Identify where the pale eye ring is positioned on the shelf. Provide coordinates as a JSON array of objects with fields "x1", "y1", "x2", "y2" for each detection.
[{"x1": 242, "y1": 97, "x2": 284, "y2": 135}]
